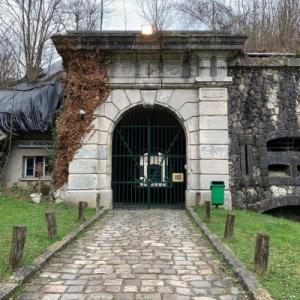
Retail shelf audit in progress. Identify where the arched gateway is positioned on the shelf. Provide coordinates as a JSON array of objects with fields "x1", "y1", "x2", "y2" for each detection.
[
  {"x1": 112, "y1": 105, "x2": 186, "y2": 208},
  {"x1": 56, "y1": 31, "x2": 237, "y2": 209}
]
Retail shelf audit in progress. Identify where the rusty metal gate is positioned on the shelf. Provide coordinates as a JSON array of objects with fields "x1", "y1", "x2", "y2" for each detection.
[{"x1": 112, "y1": 106, "x2": 186, "y2": 208}]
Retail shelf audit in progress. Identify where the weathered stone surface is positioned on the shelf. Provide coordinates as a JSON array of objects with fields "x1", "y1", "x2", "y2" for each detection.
[
  {"x1": 200, "y1": 101, "x2": 228, "y2": 116},
  {"x1": 74, "y1": 145, "x2": 100, "y2": 159},
  {"x1": 17, "y1": 210, "x2": 246, "y2": 300},
  {"x1": 190, "y1": 131, "x2": 199, "y2": 145},
  {"x1": 168, "y1": 89, "x2": 198, "y2": 110},
  {"x1": 200, "y1": 116, "x2": 228, "y2": 130},
  {"x1": 141, "y1": 90, "x2": 157, "y2": 107},
  {"x1": 228, "y1": 67, "x2": 300, "y2": 210},
  {"x1": 199, "y1": 130, "x2": 229, "y2": 145},
  {"x1": 98, "y1": 131, "x2": 109, "y2": 145},
  {"x1": 189, "y1": 174, "x2": 200, "y2": 189},
  {"x1": 124, "y1": 89, "x2": 141, "y2": 104},
  {"x1": 97, "y1": 116, "x2": 113, "y2": 132},
  {"x1": 82, "y1": 129, "x2": 98, "y2": 144},
  {"x1": 200, "y1": 145, "x2": 229, "y2": 159},
  {"x1": 66, "y1": 191, "x2": 97, "y2": 207},
  {"x1": 156, "y1": 90, "x2": 173, "y2": 104},
  {"x1": 200, "y1": 160, "x2": 229, "y2": 175},
  {"x1": 111, "y1": 90, "x2": 130, "y2": 110},
  {"x1": 186, "y1": 117, "x2": 199, "y2": 132},
  {"x1": 69, "y1": 160, "x2": 98, "y2": 174},
  {"x1": 104, "y1": 103, "x2": 120, "y2": 121},
  {"x1": 199, "y1": 88, "x2": 228, "y2": 101},
  {"x1": 179, "y1": 103, "x2": 198, "y2": 120},
  {"x1": 68, "y1": 174, "x2": 97, "y2": 190}
]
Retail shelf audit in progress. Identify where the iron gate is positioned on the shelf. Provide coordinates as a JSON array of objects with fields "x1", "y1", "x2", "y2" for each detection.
[{"x1": 112, "y1": 106, "x2": 186, "y2": 208}]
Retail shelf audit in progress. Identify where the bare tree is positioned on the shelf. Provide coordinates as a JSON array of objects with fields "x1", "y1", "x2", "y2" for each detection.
[
  {"x1": 64, "y1": 0, "x2": 111, "y2": 31},
  {"x1": 0, "y1": 37, "x2": 21, "y2": 85},
  {"x1": 176, "y1": 0, "x2": 235, "y2": 31},
  {"x1": 137, "y1": 0, "x2": 174, "y2": 31},
  {"x1": 232, "y1": 0, "x2": 300, "y2": 52},
  {"x1": 176, "y1": 0, "x2": 300, "y2": 52},
  {"x1": 0, "y1": 0, "x2": 64, "y2": 81}
]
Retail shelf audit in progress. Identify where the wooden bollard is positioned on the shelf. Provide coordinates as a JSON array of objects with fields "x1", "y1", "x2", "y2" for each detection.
[
  {"x1": 196, "y1": 192, "x2": 201, "y2": 208},
  {"x1": 204, "y1": 201, "x2": 211, "y2": 223},
  {"x1": 9, "y1": 225, "x2": 27, "y2": 269},
  {"x1": 96, "y1": 193, "x2": 101, "y2": 211},
  {"x1": 45, "y1": 211, "x2": 57, "y2": 239},
  {"x1": 78, "y1": 201, "x2": 88, "y2": 222},
  {"x1": 254, "y1": 233, "x2": 270, "y2": 275},
  {"x1": 224, "y1": 213, "x2": 235, "y2": 240}
]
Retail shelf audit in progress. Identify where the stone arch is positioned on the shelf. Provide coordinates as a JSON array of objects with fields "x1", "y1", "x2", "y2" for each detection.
[
  {"x1": 258, "y1": 196, "x2": 300, "y2": 212},
  {"x1": 266, "y1": 130, "x2": 300, "y2": 141},
  {"x1": 111, "y1": 104, "x2": 187, "y2": 208},
  {"x1": 66, "y1": 88, "x2": 200, "y2": 208},
  {"x1": 106, "y1": 89, "x2": 199, "y2": 204}
]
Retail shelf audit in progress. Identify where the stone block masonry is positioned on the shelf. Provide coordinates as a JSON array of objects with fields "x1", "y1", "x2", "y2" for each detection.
[{"x1": 52, "y1": 32, "x2": 300, "y2": 210}]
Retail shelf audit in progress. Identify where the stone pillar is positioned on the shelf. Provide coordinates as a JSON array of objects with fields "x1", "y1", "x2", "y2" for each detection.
[{"x1": 196, "y1": 56, "x2": 232, "y2": 209}]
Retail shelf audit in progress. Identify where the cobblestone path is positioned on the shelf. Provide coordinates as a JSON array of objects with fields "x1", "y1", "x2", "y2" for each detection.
[{"x1": 17, "y1": 210, "x2": 246, "y2": 300}]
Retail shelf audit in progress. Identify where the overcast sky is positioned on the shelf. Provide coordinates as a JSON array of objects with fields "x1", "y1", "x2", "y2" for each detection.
[
  {"x1": 104, "y1": 0, "x2": 148, "y2": 31},
  {"x1": 102, "y1": 0, "x2": 187, "y2": 31}
]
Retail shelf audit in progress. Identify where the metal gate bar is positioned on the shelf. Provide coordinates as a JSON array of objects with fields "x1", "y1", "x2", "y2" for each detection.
[{"x1": 112, "y1": 106, "x2": 186, "y2": 208}]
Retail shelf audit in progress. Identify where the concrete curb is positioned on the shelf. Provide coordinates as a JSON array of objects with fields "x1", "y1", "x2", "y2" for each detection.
[
  {"x1": 186, "y1": 207, "x2": 273, "y2": 300},
  {"x1": 0, "y1": 208, "x2": 107, "y2": 300}
]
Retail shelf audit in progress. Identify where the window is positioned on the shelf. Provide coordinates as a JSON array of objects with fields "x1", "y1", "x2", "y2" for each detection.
[
  {"x1": 267, "y1": 137, "x2": 300, "y2": 151},
  {"x1": 268, "y1": 164, "x2": 290, "y2": 177},
  {"x1": 241, "y1": 144, "x2": 252, "y2": 176},
  {"x1": 139, "y1": 152, "x2": 168, "y2": 187},
  {"x1": 23, "y1": 156, "x2": 50, "y2": 179},
  {"x1": 297, "y1": 166, "x2": 300, "y2": 177},
  {"x1": 148, "y1": 164, "x2": 162, "y2": 183}
]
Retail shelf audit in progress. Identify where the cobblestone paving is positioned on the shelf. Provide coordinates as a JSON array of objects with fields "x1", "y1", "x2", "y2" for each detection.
[{"x1": 17, "y1": 210, "x2": 247, "y2": 300}]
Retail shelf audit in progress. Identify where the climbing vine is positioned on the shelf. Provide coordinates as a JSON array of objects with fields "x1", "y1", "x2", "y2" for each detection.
[{"x1": 53, "y1": 48, "x2": 111, "y2": 188}]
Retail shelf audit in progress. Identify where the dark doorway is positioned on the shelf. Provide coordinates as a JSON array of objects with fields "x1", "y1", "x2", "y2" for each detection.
[{"x1": 112, "y1": 105, "x2": 186, "y2": 208}]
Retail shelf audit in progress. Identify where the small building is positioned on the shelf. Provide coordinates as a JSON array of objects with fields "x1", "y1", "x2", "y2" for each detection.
[
  {"x1": 1, "y1": 31, "x2": 300, "y2": 212},
  {"x1": 0, "y1": 78, "x2": 62, "y2": 190}
]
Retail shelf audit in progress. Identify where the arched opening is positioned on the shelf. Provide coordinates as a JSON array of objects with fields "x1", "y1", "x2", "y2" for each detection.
[
  {"x1": 264, "y1": 206, "x2": 300, "y2": 222},
  {"x1": 112, "y1": 105, "x2": 186, "y2": 208}
]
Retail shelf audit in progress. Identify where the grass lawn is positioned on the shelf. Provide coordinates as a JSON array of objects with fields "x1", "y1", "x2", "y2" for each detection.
[
  {"x1": 0, "y1": 190, "x2": 95, "y2": 282},
  {"x1": 196, "y1": 207, "x2": 300, "y2": 300}
]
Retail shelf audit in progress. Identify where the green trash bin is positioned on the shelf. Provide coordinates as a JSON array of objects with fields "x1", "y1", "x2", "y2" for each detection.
[{"x1": 210, "y1": 181, "x2": 225, "y2": 207}]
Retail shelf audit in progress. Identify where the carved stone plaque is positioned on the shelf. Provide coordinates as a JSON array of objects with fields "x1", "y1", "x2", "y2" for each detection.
[{"x1": 199, "y1": 88, "x2": 228, "y2": 101}]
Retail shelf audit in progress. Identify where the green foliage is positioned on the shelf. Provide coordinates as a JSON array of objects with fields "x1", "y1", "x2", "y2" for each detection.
[
  {"x1": 0, "y1": 190, "x2": 95, "y2": 282},
  {"x1": 197, "y1": 207, "x2": 300, "y2": 300}
]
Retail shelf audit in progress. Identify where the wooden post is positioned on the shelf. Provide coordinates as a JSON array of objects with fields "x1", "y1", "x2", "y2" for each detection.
[
  {"x1": 254, "y1": 233, "x2": 270, "y2": 275},
  {"x1": 78, "y1": 201, "x2": 88, "y2": 222},
  {"x1": 204, "y1": 201, "x2": 211, "y2": 223},
  {"x1": 196, "y1": 192, "x2": 201, "y2": 208},
  {"x1": 45, "y1": 211, "x2": 57, "y2": 239},
  {"x1": 96, "y1": 193, "x2": 101, "y2": 211},
  {"x1": 224, "y1": 213, "x2": 235, "y2": 240},
  {"x1": 9, "y1": 225, "x2": 27, "y2": 269}
]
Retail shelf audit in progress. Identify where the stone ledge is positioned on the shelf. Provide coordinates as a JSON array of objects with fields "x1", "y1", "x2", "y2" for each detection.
[
  {"x1": 186, "y1": 207, "x2": 273, "y2": 300},
  {"x1": 0, "y1": 208, "x2": 107, "y2": 300}
]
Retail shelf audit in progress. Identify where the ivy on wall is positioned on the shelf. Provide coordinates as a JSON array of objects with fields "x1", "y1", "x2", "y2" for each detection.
[{"x1": 53, "y1": 48, "x2": 111, "y2": 188}]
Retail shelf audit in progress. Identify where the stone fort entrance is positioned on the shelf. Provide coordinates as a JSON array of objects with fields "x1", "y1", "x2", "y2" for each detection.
[
  {"x1": 112, "y1": 105, "x2": 186, "y2": 208},
  {"x1": 53, "y1": 31, "x2": 242, "y2": 209}
]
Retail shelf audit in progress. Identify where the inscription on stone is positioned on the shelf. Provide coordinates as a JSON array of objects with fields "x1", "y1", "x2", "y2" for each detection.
[{"x1": 199, "y1": 88, "x2": 228, "y2": 101}]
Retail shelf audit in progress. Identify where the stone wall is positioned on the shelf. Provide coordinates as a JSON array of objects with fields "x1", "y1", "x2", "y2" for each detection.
[{"x1": 228, "y1": 59, "x2": 300, "y2": 211}]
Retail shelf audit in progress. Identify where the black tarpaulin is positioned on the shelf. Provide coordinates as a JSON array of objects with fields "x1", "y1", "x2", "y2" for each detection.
[{"x1": 0, "y1": 79, "x2": 62, "y2": 134}]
